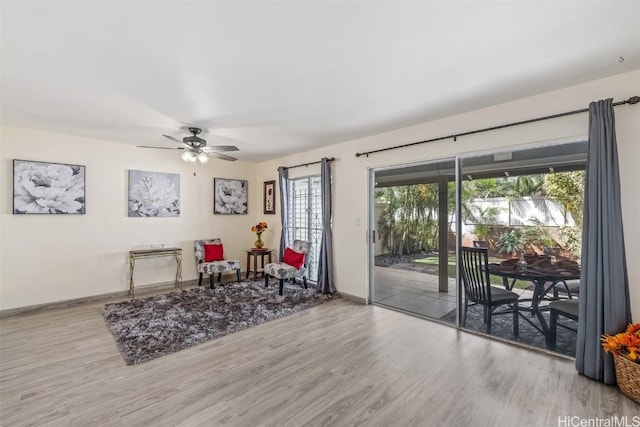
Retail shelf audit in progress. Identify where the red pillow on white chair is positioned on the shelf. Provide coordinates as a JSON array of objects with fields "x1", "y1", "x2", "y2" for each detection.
[
  {"x1": 282, "y1": 247, "x2": 305, "y2": 269},
  {"x1": 204, "y1": 244, "x2": 224, "y2": 262}
]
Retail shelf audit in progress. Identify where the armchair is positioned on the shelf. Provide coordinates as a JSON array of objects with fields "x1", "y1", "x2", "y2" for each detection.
[
  {"x1": 264, "y1": 240, "x2": 311, "y2": 296},
  {"x1": 194, "y1": 239, "x2": 241, "y2": 289}
]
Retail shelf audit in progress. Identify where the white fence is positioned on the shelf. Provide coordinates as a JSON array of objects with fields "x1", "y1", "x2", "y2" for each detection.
[{"x1": 465, "y1": 196, "x2": 575, "y2": 227}]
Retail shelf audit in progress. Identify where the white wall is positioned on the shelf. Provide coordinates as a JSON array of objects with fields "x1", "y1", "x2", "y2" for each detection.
[
  {"x1": 256, "y1": 69, "x2": 640, "y2": 319},
  {"x1": 0, "y1": 127, "x2": 256, "y2": 310},
  {"x1": 2, "y1": 70, "x2": 639, "y2": 317}
]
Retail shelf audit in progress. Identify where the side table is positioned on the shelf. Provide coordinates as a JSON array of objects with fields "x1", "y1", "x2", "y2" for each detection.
[
  {"x1": 244, "y1": 249, "x2": 273, "y2": 280},
  {"x1": 128, "y1": 247, "x2": 182, "y2": 299}
]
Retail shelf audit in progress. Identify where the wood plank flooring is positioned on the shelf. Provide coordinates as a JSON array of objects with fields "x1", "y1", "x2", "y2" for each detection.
[{"x1": 1, "y1": 288, "x2": 637, "y2": 426}]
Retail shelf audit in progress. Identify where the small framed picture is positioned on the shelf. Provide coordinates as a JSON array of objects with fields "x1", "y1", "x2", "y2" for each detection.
[
  {"x1": 13, "y1": 159, "x2": 86, "y2": 214},
  {"x1": 214, "y1": 178, "x2": 248, "y2": 214},
  {"x1": 263, "y1": 180, "x2": 276, "y2": 214}
]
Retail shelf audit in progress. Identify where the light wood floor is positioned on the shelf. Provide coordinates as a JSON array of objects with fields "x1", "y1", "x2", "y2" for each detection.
[{"x1": 1, "y1": 289, "x2": 637, "y2": 426}]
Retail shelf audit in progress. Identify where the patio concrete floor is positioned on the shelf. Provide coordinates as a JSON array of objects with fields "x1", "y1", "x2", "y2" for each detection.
[
  {"x1": 373, "y1": 265, "x2": 578, "y2": 357},
  {"x1": 373, "y1": 266, "x2": 457, "y2": 319},
  {"x1": 372, "y1": 266, "x2": 536, "y2": 320}
]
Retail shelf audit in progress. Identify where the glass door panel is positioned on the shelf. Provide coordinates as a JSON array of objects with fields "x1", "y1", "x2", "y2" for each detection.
[
  {"x1": 458, "y1": 141, "x2": 587, "y2": 357},
  {"x1": 370, "y1": 158, "x2": 457, "y2": 323}
]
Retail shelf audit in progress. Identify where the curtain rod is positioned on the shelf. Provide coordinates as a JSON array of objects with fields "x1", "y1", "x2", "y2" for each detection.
[
  {"x1": 279, "y1": 157, "x2": 335, "y2": 171},
  {"x1": 355, "y1": 95, "x2": 639, "y2": 158}
]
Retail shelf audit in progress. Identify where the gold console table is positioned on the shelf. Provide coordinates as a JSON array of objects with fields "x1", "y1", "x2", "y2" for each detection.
[{"x1": 128, "y1": 247, "x2": 182, "y2": 299}]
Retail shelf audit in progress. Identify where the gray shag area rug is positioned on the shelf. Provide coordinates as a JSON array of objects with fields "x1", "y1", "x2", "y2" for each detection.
[{"x1": 102, "y1": 281, "x2": 332, "y2": 365}]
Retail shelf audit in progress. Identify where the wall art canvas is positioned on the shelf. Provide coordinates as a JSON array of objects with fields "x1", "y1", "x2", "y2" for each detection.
[
  {"x1": 128, "y1": 170, "x2": 180, "y2": 217},
  {"x1": 263, "y1": 180, "x2": 276, "y2": 214},
  {"x1": 214, "y1": 178, "x2": 248, "y2": 214},
  {"x1": 13, "y1": 159, "x2": 86, "y2": 215}
]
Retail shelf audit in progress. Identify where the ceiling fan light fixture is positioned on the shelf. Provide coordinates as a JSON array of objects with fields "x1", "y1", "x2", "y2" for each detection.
[
  {"x1": 180, "y1": 151, "x2": 196, "y2": 162},
  {"x1": 152, "y1": 128, "x2": 238, "y2": 162},
  {"x1": 197, "y1": 153, "x2": 209, "y2": 164}
]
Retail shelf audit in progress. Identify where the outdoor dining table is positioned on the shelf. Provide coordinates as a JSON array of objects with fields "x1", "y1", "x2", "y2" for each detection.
[{"x1": 485, "y1": 262, "x2": 580, "y2": 339}]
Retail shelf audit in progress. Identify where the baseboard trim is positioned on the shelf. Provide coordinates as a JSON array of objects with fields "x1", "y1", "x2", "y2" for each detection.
[
  {"x1": 336, "y1": 291, "x2": 368, "y2": 304},
  {"x1": 1, "y1": 274, "x2": 358, "y2": 316},
  {"x1": 0, "y1": 279, "x2": 200, "y2": 318}
]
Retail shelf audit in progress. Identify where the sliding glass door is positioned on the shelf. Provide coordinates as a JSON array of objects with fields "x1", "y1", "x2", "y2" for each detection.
[
  {"x1": 368, "y1": 140, "x2": 587, "y2": 357},
  {"x1": 369, "y1": 158, "x2": 457, "y2": 322}
]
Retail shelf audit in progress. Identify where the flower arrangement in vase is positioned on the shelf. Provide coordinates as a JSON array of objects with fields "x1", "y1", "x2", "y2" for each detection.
[{"x1": 251, "y1": 221, "x2": 268, "y2": 249}]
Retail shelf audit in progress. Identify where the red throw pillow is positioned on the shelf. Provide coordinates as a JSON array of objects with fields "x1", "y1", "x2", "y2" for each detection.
[
  {"x1": 283, "y1": 247, "x2": 305, "y2": 269},
  {"x1": 204, "y1": 244, "x2": 224, "y2": 262}
]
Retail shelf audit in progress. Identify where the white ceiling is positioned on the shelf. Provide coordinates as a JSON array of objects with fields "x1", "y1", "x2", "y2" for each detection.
[{"x1": 2, "y1": 1, "x2": 639, "y2": 161}]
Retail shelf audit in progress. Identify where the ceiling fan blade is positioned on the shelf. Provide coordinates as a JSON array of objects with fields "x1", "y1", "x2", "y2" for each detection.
[
  {"x1": 137, "y1": 145, "x2": 182, "y2": 150},
  {"x1": 208, "y1": 152, "x2": 238, "y2": 162},
  {"x1": 162, "y1": 134, "x2": 183, "y2": 144},
  {"x1": 200, "y1": 145, "x2": 239, "y2": 152},
  {"x1": 163, "y1": 134, "x2": 193, "y2": 149}
]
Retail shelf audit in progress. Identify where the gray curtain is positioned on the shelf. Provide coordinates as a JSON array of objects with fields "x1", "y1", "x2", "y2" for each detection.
[
  {"x1": 575, "y1": 99, "x2": 632, "y2": 384},
  {"x1": 317, "y1": 158, "x2": 335, "y2": 294},
  {"x1": 278, "y1": 166, "x2": 289, "y2": 261}
]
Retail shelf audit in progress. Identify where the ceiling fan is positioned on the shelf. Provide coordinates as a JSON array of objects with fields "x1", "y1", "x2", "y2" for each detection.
[{"x1": 137, "y1": 127, "x2": 239, "y2": 163}]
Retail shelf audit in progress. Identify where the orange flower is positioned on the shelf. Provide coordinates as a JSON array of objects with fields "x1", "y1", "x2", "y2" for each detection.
[
  {"x1": 602, "y1": 323, "x2": 640, "y2": 364},
  {"x1": 627, "y1": 323, "x2": 640, "y2": 334},
  {"x1": 251, "y1": 221, "x2": 268, "y2": 234}
]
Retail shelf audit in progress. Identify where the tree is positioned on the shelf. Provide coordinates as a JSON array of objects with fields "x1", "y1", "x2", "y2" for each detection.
[
  {"x1": 376, "y1": 184, "x2": 441, "y2": 254},
  {"x1": 509, "y1": 175, "x2": 545, "y2": 197},
  {"x1": 543, "y1": 171, "x2": 585, "y2": 227},
  {"x1": 463, "y1": 178, "x2": 502, "y2": 198}
]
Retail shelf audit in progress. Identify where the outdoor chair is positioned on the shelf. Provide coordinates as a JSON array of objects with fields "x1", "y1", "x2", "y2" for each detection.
[
  {"x1": 551, "y1": 279, "x2": 580, "y2": 299},
  {"x1": 194, "y1": 239, "x2": 241, "y2": 289},
  {"x1": 460, "y1": 246, "x2": 519, "y2": 336},
  {"x1": 264, "y1": 240, "x2": 310, "y2": 296},
  {"x1": 547, "y1": 299, "x2": 579, "y2": 350}
]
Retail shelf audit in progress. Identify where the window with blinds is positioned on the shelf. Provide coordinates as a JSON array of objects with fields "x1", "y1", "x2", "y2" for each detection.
[{"x1": 288, "y1": 175, "x2": 322, "y2": 282}]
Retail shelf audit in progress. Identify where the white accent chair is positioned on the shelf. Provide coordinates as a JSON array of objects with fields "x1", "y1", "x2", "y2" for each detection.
[
  {"x1": 194, "y1": 239, "x2": 241, "y2": 289},
  {"x1": 264, "y1": 240, "x2": 311, "y2": 296}
]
